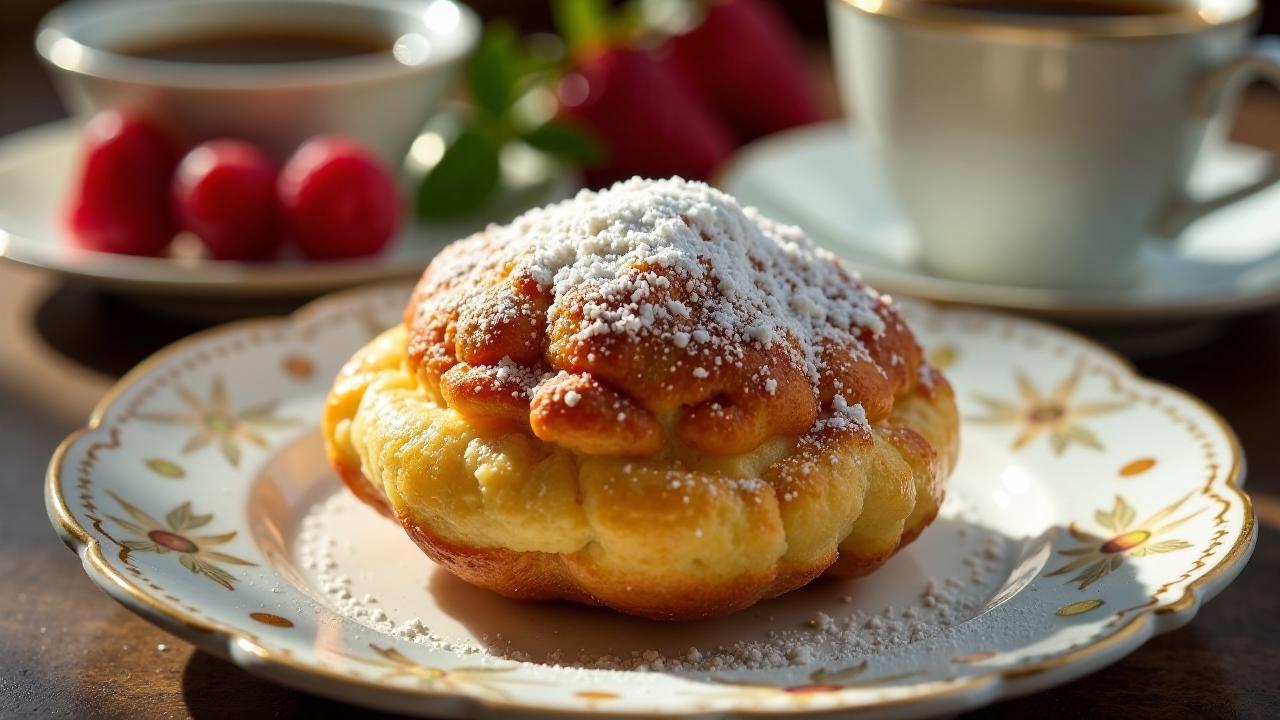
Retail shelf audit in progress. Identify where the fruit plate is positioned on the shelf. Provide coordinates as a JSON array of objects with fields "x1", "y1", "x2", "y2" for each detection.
[
  {"x1": 0, "y1": 120, "x2": 572, "y2": 297},
  {"x1": 47, "y1": 283, "x2": 1255, "y2": 718}
]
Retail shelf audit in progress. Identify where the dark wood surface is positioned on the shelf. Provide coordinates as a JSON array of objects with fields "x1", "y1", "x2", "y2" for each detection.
[{"x1": 4, "y1": 15, "x2": 1280, "y2": 720}]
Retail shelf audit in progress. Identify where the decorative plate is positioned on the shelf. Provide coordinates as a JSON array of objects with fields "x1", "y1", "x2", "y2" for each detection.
[
  {"x1": 718, "y1": 122, "x2": 1280, "y2": 323},
  {"x1": 47, "y1": 284, "x2": 1255, "y2": 718}
]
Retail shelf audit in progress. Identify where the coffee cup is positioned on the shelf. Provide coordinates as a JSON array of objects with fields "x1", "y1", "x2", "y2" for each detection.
[
  {"x1": 828, "y1": 0, "x2": 1280, "y2": 289},
  {"x1": 37, "y1": 0, "x2": 480, "y2": 166}
]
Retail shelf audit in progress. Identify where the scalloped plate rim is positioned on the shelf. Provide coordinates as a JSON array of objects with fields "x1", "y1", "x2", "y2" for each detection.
[{"x1": 45, "y1": 283, "x2": 1256, "y2": 719}]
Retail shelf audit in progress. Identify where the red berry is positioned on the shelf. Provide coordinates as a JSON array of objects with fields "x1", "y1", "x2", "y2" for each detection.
[
  {"x1": 67, "y1": 110, "x2": 179, "y2": 256},
  {"x1": 173, "y1": 140, "x2": 280, "y2": 261},
  {"x1": 664, "y1": 0, "x2": 824, "y2": 141},
  {"x1": 278, "y1": 137, "x2": 400, "y2": 260},
  {"x1": 558, "y1": 47, "x2": 735, "y2": 187}
]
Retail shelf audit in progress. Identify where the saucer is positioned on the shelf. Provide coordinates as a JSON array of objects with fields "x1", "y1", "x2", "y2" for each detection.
[
  {"x1": 718, "y1": 122, "x2": 1280, "y2": 323},
  {"x1": 0, "y1": 119, "x2": 573, "y2": 300}
]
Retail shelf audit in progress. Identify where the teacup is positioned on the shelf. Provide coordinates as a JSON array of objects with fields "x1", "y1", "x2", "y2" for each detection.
[
  {"x1": 36, "y1": 0, "x2": 480, "y2": 166},
  {"x1": 828, "y1": 0, "x2": 1280, "y2": 289}
]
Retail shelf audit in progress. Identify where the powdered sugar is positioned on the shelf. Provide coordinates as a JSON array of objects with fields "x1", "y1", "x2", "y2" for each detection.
[
  {"x1": 430, "y1": 177, "x2": 888, "y2": 398},
  {"x1": 830, "y1": 394, "x2": 870, "y2": 432},
  {"x1": 297, "y1": 489, "x2": 1011, "y2": 675}
]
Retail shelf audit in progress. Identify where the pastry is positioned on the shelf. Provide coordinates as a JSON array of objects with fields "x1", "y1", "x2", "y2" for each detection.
[{"x1": 323, "y1": 177, "x2": 958, "y2": 620}]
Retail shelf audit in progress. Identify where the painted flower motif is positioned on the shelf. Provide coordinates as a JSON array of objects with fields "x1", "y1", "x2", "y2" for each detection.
[
  {"x1": 105, "y1": 492, "x2": 256, "y2": 591},
  {"x1": 969, "y1": 364, "x2": 1127, "y2": 455},
  {"x1": 1049, "y1": 494, "x2": 1201, "y2": 589},
  {"x1": 781, "y1": 661, "x2": 869, "y2": 693},
  {"x1": 928, "y1": 344, "x2": 958, "y2": 370},
  {"x1": 338, "y1": 645, "x2": 523, "y2": 698},
  {"x1": 136, "y1": 376, "x2": 297, "y2": 467},
  {"x1": 716, "y1": 660, "x2": 921, "y2": 696}
]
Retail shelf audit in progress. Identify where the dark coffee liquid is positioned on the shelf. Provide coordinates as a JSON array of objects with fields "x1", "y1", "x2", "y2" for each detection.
[
  {"x1": 935, "y1": 0, "x2": 1188, "y2": 17},
  {"x1": 117, "y1": 29, "x2": 392, "y2": 64}
]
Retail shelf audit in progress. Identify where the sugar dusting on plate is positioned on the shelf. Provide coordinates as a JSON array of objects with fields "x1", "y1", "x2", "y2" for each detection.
[{"x1": 297, "y1": 490, "x2": 1007, "y2": 674}]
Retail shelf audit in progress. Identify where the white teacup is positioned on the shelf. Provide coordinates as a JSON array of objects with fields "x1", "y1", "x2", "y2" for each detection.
[
  {"x1": 36, "y1": 0, "x2": 479, "y2": 166},
  {"x1": 829, "y1": 0, "x2": 1280, "y2": 289}
]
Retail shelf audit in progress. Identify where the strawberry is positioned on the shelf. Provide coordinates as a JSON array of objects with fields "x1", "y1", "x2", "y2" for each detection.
[
  {"x1": 554, "y1": 0, "x2": 735, "y2": 186},
  {"x1": 66, "y1": 110, "x2": 180, "y2": 256},
  {"x1": 278, "y1": 136, "x2": 400, "y2": 260},
  {"x1": 173, "y1": 140, "x2": 281, "y2": 261},
  {"x1": 664, "y1": 0, "x2": 824, "y2": 141},
  {"x1": 559, "y1": 46, "x2": 734, "y2": 187}
]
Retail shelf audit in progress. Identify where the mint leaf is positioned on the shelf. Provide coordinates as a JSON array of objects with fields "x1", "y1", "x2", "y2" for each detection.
[
  {"x1": 522, "y1": 120, "x2": 605, "y2": 166},
  {"x1": 416, "y1": 129, "x2": 501, "y2": 219},
  {"x1": 554, "y1": 0, "x2": 609, "y2": 57},
  {"x1": 469, "y1": 24, "x2": 520, "y2": 118},
  {"x1": 517, "y1": 33, "x2": 568, "y2": 79}
]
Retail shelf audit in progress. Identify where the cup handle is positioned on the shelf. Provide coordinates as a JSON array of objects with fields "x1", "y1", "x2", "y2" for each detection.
[{"x1": 1155, "y1": 52, "x2": 1280, "y2": 237}]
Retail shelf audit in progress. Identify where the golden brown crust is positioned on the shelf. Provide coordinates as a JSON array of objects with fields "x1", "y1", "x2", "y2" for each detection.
[
  {"x1": 529, "y1": 372, "x2": 663, "y2": 456},
  {"x1": 324, "y1": 327, "x2": 958, "y2": 620},
  {"x1": 397, "y1": 494, "x2": 837, "y2": 621},
  {"x1": 404, "y1": 251, "x2": 925, "y2": 457},
  {"x1": 323, "y1": 179, "x2": 960, "y2": 620},
  {"x1": 401, "y1": 180, "x2": 925, "y2": 459}
]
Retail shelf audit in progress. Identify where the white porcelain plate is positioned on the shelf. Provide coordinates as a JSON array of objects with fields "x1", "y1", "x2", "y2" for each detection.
[
  {"x1": 719, "y1": 122, "x2": 1280, "y2": 323},
  {"x1": 0, "y1": 120, "x2": 570, "y2": 297},
  {"x1": 47, "y1": 284, "x2": 1255, "y2": 718}
]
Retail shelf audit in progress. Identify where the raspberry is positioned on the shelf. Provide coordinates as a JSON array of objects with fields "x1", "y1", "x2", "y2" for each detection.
[{"x1": 278, "y1": 136, "x2": 400, "y2": 260}]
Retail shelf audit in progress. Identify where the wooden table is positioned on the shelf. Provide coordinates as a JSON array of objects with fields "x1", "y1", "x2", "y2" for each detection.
[{"x1": 3, "y1": 51, "x2": 1280, "y2": 720}]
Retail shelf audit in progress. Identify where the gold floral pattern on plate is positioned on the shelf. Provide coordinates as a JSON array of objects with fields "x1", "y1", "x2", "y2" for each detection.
[
  {"x1": 1049, "y1": 494, "x2": 1201, "y2": 589},
  {"x1": 144, "y1": 458, "x2": 185, "y2": 479},
  {"x1": 719, "y1": 661, "x2": 924, "y2": 695},
  {"x1": 338, "y1": 645, "x2": 523, "y2": 698},
  {"x1": 135, "y1": 376, "x2": 297, "y2": 467},
  {"x1": 43, "y1": 288, "x2": 1254, "y2": 719},
  {"x1": 1056, "y1": 599, "x2": 1105, "y2": 617},
  {"x1": 928, "y1": 344, "x2": 958, "y2": 370},
  {"x1": 249, "y1": 612, "x2": 295, "y2": 628},
  {"x1": 969, "y1": 364, "x2": 1128, "y2": 454},
  {"x1": 106, "y1": 492, "x2": 256, "y2": 591},
  {"x1": 1119, "y1": 458, "x2": 1157, "y2": 477}
]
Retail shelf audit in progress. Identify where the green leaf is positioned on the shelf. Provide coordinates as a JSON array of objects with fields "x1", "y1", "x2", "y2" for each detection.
[
  {"x1": 810, "y1": 660, "x2": 868, "y2": 684},
  {"x1": 1095, "y1": 496, "x2": 1135, "y2": 533},
  {"x1": 145, "y1": 458, "x2": 185, "y2": 479},
  {"x1": 167, "y1": 502, "x2": 193, "y2": 532},
  {"x1": 198, "y1": 561, "x2": 238, "y2": 591},
  {"x1": 521, "y1": 120, "x2": 605, "y2": 165},
  {"x1": 416, "y1": 129, "x2": 502, "y2": 220},
  {"x1": 516, "y1": 33, "x2": 567, "y2": 78},
  {"x1": 554, "y1": 0, "x2": 609, "y2": 57},
  {"x1": 1146, "y1": 539, "x2": 1194, "y2": 553},
  {"x1": 106, "y1": 514, "x2": 147, "y2": 537},
  {"x1": 469, "y1": 24, "x2": 521, "y2": 118},
  {"x1": 184, "y1": 512, "x2": 214, "y2": 531},
  {"x1": 109, "y1": 492, "x2": 163, "y2": 531},
  {"x1": 205, "y1": 550, "x2": 257, "y2": 567}
]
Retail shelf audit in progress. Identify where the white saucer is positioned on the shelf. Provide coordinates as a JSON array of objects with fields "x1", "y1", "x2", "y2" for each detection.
[
  {"x1": 0, "y1": 119, "x2": 572, "y2": 299},
  {"x1": 719, "y1": 122, "x2": 1280, "y2": 323}
]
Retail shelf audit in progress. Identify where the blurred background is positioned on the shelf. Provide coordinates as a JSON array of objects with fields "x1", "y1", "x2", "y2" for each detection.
[
  {"x1": 2, "y1": 0, "x2": 1272, "y2": 138},
  {"x1": 3, "y1": 2, "x2": 1280, "y2": 719}
]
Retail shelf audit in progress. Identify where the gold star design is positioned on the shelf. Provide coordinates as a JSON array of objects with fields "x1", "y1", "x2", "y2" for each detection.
[
  {"x1": 136, "y1": 376, "x2": 297, "y2": 467},
  {"x1": 106, "y1": 492, "x2": 256, "y2": 591},
  {"x1": 1048, "y1": 494, "x2": 1201, "y2": 590},
  {"x1": 969, "y1": 364, "x2": 1127, "y2": 455}
]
